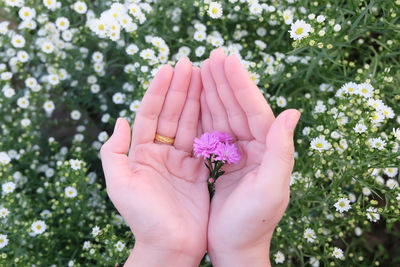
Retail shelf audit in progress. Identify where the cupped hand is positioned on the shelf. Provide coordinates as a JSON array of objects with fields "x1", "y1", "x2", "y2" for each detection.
[
  {"x1": 201, "y1": 48, "x2": 300, "y2": 265},
  {"x1": 100, "y1": 58, "x2": 209, "y2": 265}
]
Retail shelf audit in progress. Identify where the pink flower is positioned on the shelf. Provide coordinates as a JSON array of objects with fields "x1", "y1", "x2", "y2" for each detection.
[
  {"x1": 212, "y1": 130, "x2": 233, "y2": 143},
  {"x1": 214, "y1": 142, "x2": 241, "y2": 164},
  {"x1": 193, "y1": 132, "x2": 219, "y2": 159}
]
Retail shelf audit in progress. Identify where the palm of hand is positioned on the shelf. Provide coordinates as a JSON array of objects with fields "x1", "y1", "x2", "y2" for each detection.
[
  {"x1": 101, "y1": 59, "x2": 210, "y2": 258},
  {"x1": 123, "y1": 143, "x2": 209, "y2": 251},
  {"x1": 208, "y1": 141, "x2": 289, "y2": 249},
  {"x1": 200, "y1": 49, "x2": 298, "y2": 252}
]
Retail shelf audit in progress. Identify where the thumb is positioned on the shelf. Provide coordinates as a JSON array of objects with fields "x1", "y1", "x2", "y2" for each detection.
[
  {"x1": 100, "y1": 118, "x2": 132, "y2": 188},
  {"x1": 256, "y1": 109, "x2": 300, "y2": 198}
]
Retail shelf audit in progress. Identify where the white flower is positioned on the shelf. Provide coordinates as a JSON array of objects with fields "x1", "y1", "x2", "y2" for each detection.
[
  {"x1": 310, "y1": 136, "x2": 331, "y2": 152},
  {"x1": 11, "y1": 34, "x2": 25, "y2": 48},
  {"x1": 366, "y1": 207, "x2": 380, "y2": 222},
  {"x1": 2, "y1": 86, "x2": 15, "y2": 97},
  {"x1": 17, "y1": 96, "x2": 30, "y2": 109},
  {"x1": 355, "y1": 227, "x2": 363, "y2": 236},
  {"x1": 0, "y1": 234, "x2": 8, "y2": 248},
  {"x1": 396, "y1": 193, "x2": 400, "y2": 201},
  {"x1": 92, "y1": 51, "x2": 103, "y2": 62},
  {"x1": 357, "y1": 83, "x2": 374, "y2": 98},
  {"x1": 0, "y1": 207, "x2": 10, "y2": 218},
  {"x1": 91, "y1": 225, "x2": 101, "y2": 237},
  {"x1": 314, "y1": 101, "x2": 327, "y2": 113},
  {"x1": 208, "y1": 2, "x2": 223, "y2": 19},
  {"x1": 276, "y1": 96, "x2": 287, "y2": 107},
  {"x1": 65, "y1": 186, "x2": 78, "y2": 198},
  {"x1": 90, "y1": 84, "x2": 100, "y2": 94},
  {"x1": 43, "y1": 101, "x2": 55, "y2": 114},
  {"x1": 1, "y1": 72, "x2": 12, "y2": 81},
  {"x1": 126, "y1": 44, "x2": 139, "y2": 55},
  {"x1": 316, "y1": 15, "x2": 326, "y2": 23},
  {"x1": 140, "y1": 48, "x2": 155, "y2": 60},
  {"x1": 83, "y1": 241, "x2": 91, "y2": 249},
  {"x1": 56, "y1": 17, "x2": 70, "y2": 30},
  {"x1": 384, "y1": 168, "x2": 398, "y2": 178},
  {"x1": 289, "y1": 20, "x2": 312, "y2": 40},
  {"x1": 367, "y1": 98, "x2": 385, "y2": 110},
  {"x1": 21, "y1": 118, "x2": 31, "y2": 127},
  {"x1": 25, "y1": 77, "x2": 38, "y2": 89},
  {"x1": 370, "y1": 111, "x2": 385, "y2": 125},
  {"x1": 249, "y1": 3, "x2": 262, "y2": 15},
  {"x1": 31, "y1": 220, "x2": 47, "y2": 234},
  {"x1": 43, "y1": 0, "x2": 57, "y2": 10},
  {"x1": 194, "y1": 31, "x2": 206, "y2": 41},
  {"x1": 369, "y1": 137, "x2": 386, "y2": 150},
  {"x1": 71, "y1": 110, "x2": 82, "y2": 120},
  {"x1": 332, "y1": 247, "x2": 344, "y2": 259},
  {"x1": 274, "y1": 251, "x2": 285, "y2": 264},
  {"x1": 386, "y1": 179, "x2": 399, "y2": 190},
  {"x1": 98, "y1": 131, "x2": 109, "y2": 142},
  {"x1": 0, "y1": 152, "x2": 11, "y2": 165},
  {"x1": 334, "y1": 197, "x2": 351, "y2": 213},
  {"x1": 362, "y1": 187, "x2": 371, "y2": 196},
  {"x1": 341, "y1": 82, "x2": 358, "y2": 95},
  {"x1": 304, "y1": 228, "x2": 316, "y2": 243},
  {"x1": 19, "y1": 7, "x2": 36, "y2": 21},
  {"x1": 129, "y1": 100, "x2": 141, "y2": 112},
  {"x1": 47, "y1": 74, "x2": 60, "y2": 85},
  {"x1": 41, "y1": 41, "x2": 55, "y2": 54},
  {"x1": 393, "y1": 128, "x2": 400, "y2": 141},
  {"x1": 333, "y1": 24, "x2": 342, "y2": 32},
  {"x1": 381, "y1": 105, "x2": 394, "y2": 119},
  {"x1": 69, "y1": 159, "x2": 82, "y2": 170},
  {"x1": 74, "y1": 1, "x2": 87, "y2": 14},
  {"x1": 195, "y1": 46, "x2": 205, "y2": 57},
  {"x1": 112, "y1": 92, "x2": 125, "y2": 104},
  {"x1": 353, "y1": 122, "x2": 367, "y2": 134},
  {"x1": 115, "y1": 241, "x2": 125, "y2": 252},
  {"x1": 282, "y1": 10, "x2": 293, "y2": 25}
]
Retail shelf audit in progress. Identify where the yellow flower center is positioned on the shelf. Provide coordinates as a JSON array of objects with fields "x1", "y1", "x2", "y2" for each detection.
[
  {"x1": 212, "y1": 7, "x2": 218, "y2": 14},
  {"x1": 296, "y1": 28, "x2": 303, "y2": 35},
  {"x1": 316, "y1": 143, "x2": 323, "y2": 148}
]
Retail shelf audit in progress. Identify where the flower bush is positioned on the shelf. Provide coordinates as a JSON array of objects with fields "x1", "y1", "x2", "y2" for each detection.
[{"x1": 1, "y1": 0, "x2": 399, "y2": 266}]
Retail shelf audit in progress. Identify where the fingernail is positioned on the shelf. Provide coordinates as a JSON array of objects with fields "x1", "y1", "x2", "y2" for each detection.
[{"x1": 285, "y1": 110, "x2": 301, "y2": 132}]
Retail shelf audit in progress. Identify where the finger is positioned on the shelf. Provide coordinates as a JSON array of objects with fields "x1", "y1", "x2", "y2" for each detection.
[
  {"x1": 157, "y1": 57, "x2": 192, "y2": 140},
  {"x1": 100, "y1": 118, "x2": 132, "y2": 189},
  {"x1": 200, "y1": 91, "x2": 213, "y2": 133},
  {"x1": 201, "y1": 59, "x2": 235, "y2": 137},
  {"x1": 225, "y1": 54, "x2": 275, "y2": 143},
  {"x1": 131, "y1": 64, "x2": 173, "y2": 148},
  {"x1": 209, "y1": 48, "x2": 253, "y2": 140},
  {"x1": 256, "y1": 109, "x2": 300, "y2": 200},
  {"x1": 174, "y1": 67, "x2": 202, "y2": 152}
]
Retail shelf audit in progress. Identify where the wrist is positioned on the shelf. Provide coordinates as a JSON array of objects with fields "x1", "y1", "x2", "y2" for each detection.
[
  {"x1": 124, "y1": 241, "x2": 203, "y2": 267},
  {"x1": 207, "y1": 240, "x2": 271, "y2": 267}
]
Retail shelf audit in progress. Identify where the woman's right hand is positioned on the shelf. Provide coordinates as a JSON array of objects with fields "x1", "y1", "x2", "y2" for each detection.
[{"x1": 201, "y1": 48, "x2": 300, "y2": 266}]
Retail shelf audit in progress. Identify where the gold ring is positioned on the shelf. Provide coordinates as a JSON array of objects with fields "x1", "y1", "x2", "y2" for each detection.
[{"x1": 154, "y1": 133, "x2": 175, "y2": 145}]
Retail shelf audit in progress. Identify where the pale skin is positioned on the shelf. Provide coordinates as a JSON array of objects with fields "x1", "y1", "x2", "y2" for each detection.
[{"x1": 100, "y1": 48, "x2": 300, "y2": 266}]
